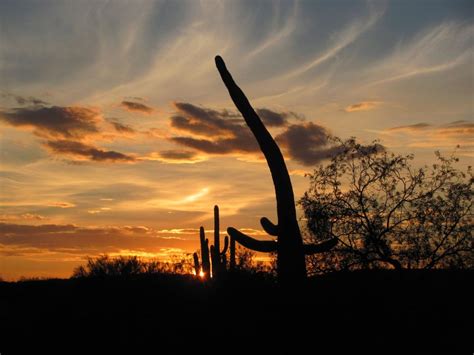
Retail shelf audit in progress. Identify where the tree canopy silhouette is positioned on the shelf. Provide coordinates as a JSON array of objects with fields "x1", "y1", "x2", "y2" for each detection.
[{"x1": 300, "y1": 138, "x2": 473, "y2": 273}]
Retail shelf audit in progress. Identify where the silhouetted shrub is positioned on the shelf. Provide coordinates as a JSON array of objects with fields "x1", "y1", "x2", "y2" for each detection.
[{"x1": 71, "y1": 254, "x2": 194, "y2": 278}]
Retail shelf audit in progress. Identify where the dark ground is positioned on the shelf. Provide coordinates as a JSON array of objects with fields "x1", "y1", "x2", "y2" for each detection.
[{"x1": 0, "y1": 270, "x2": 472, "y2": 354}]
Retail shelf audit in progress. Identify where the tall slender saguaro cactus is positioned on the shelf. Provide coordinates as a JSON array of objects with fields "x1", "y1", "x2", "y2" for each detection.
[
  {"x1": 210, "y1": 205, "x2": 229, "y2": 278},
  {"x1": 215, "y1": 56, "x2": 338, "y2": 284}
]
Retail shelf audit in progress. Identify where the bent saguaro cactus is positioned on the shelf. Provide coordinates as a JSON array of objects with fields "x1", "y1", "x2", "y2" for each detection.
[{"x1": 215, "y1": 56, "x2": 338, "y2": 284}]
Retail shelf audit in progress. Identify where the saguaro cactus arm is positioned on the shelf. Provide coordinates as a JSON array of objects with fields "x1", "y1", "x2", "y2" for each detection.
[
  {"x1": 221, "y1": 235, "x2": 229, "y2": 255},
  {"x1": 260, "y1": 217, "x2": 278, "y2": 236},
  {"x1": 303, "y1": 238, "x2": 339, "y2": 255},
  {"x1": 227, "y1": 227, "x2": 277, "y2": 253}
]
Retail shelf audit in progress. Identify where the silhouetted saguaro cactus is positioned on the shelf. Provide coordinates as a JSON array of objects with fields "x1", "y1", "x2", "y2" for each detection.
[
  {"x1": 210, "y1": 205, "x2": 229, "y2": 278},
  {"x1": 215, "y1": 55, "x2": 338, "y2": 284},
  {"x1": 193, "y1": 226, "x2": 211, "y2": 279},
  {"x1": 193, "y1": 205, "x2": 229, "y2": 279}
]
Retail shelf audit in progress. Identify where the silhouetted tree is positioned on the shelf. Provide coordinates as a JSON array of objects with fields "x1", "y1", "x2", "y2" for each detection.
[{"x1": 300, "y1": 138, "x2": 473, "y2": 273}]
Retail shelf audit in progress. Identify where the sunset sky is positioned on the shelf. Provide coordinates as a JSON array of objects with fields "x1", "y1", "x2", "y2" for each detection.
[{"x1": 1, "y1": 0, "x2": 472, "y2": 280}]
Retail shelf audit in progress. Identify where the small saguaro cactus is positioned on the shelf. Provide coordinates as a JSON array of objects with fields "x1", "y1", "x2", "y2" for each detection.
[
  {"x1": 193, "y1": 205, "x2": 229, "y2": 279},
  {"x1": 215, "y1": 56, "x2": 338, "y2": 284}
]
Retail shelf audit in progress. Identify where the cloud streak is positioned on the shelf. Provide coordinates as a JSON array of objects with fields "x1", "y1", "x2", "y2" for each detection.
[
  {"x1": 109, "y1": 120, "x2": 136, "y2": 135},
  {"x1": 366, "y1": 22, "x2": 474, "y2": 87},
  {"x1": 382, "y1": 120, "x2": 474, "y2": 150},
  {"x1": 0, "y1": 222, "x2": 195, "y2": 261},
  {"x1": 345, "y1": 101, "x2": 381, "y2": 113},
  {"x1": 44, "y1": 140, "x2": 136, "y2": 162},
  {"x1": 120, "y1": 100, "x2": 154, "y2": 114}
]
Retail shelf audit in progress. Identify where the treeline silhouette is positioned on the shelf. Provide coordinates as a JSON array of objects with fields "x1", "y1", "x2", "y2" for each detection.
[{"x1": 71, "y1": 255, "x2": 192, "y2": 278}]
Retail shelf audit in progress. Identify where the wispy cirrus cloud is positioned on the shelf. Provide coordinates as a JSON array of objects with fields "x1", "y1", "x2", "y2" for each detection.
[
  {"x1": 387, "y1": 123, "x2": 432, "y2": 132},
  {"x1": 282, "y1": 1, "x2": 386, "y2": 79},
  {"x1": 381, "y1": 120, "x2": 474, "y2": 151},
  {"x1": 365, "y1": 22, "x2": 474, "y2": 87}
]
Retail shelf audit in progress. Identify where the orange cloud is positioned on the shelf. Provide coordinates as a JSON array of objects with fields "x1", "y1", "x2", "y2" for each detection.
[
  {"x1": 0, "y1": 213, "x2": 46, "y2": 221},
  {"x1": 141, "y1": 150, "x2": 207, "y2": 164},
  {"x1": 47, "y1": 202, "x2": 76, "y2": 208}
]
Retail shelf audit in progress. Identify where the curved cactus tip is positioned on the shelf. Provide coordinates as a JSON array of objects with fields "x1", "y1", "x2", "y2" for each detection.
[
  {"x1": 221, "y1": 235, "x2": 229, "y2": 255},
  {"x1": 215, "y1": 55, "x2": 224, "y2": 66},
  {"x1": 260, "y1": 217, "x2": 278, "y2": 236}
]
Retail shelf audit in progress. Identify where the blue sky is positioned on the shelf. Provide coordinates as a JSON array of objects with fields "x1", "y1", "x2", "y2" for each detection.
[{"x1": 0, "y1": 0, "x2": 472, "y2": 279}]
